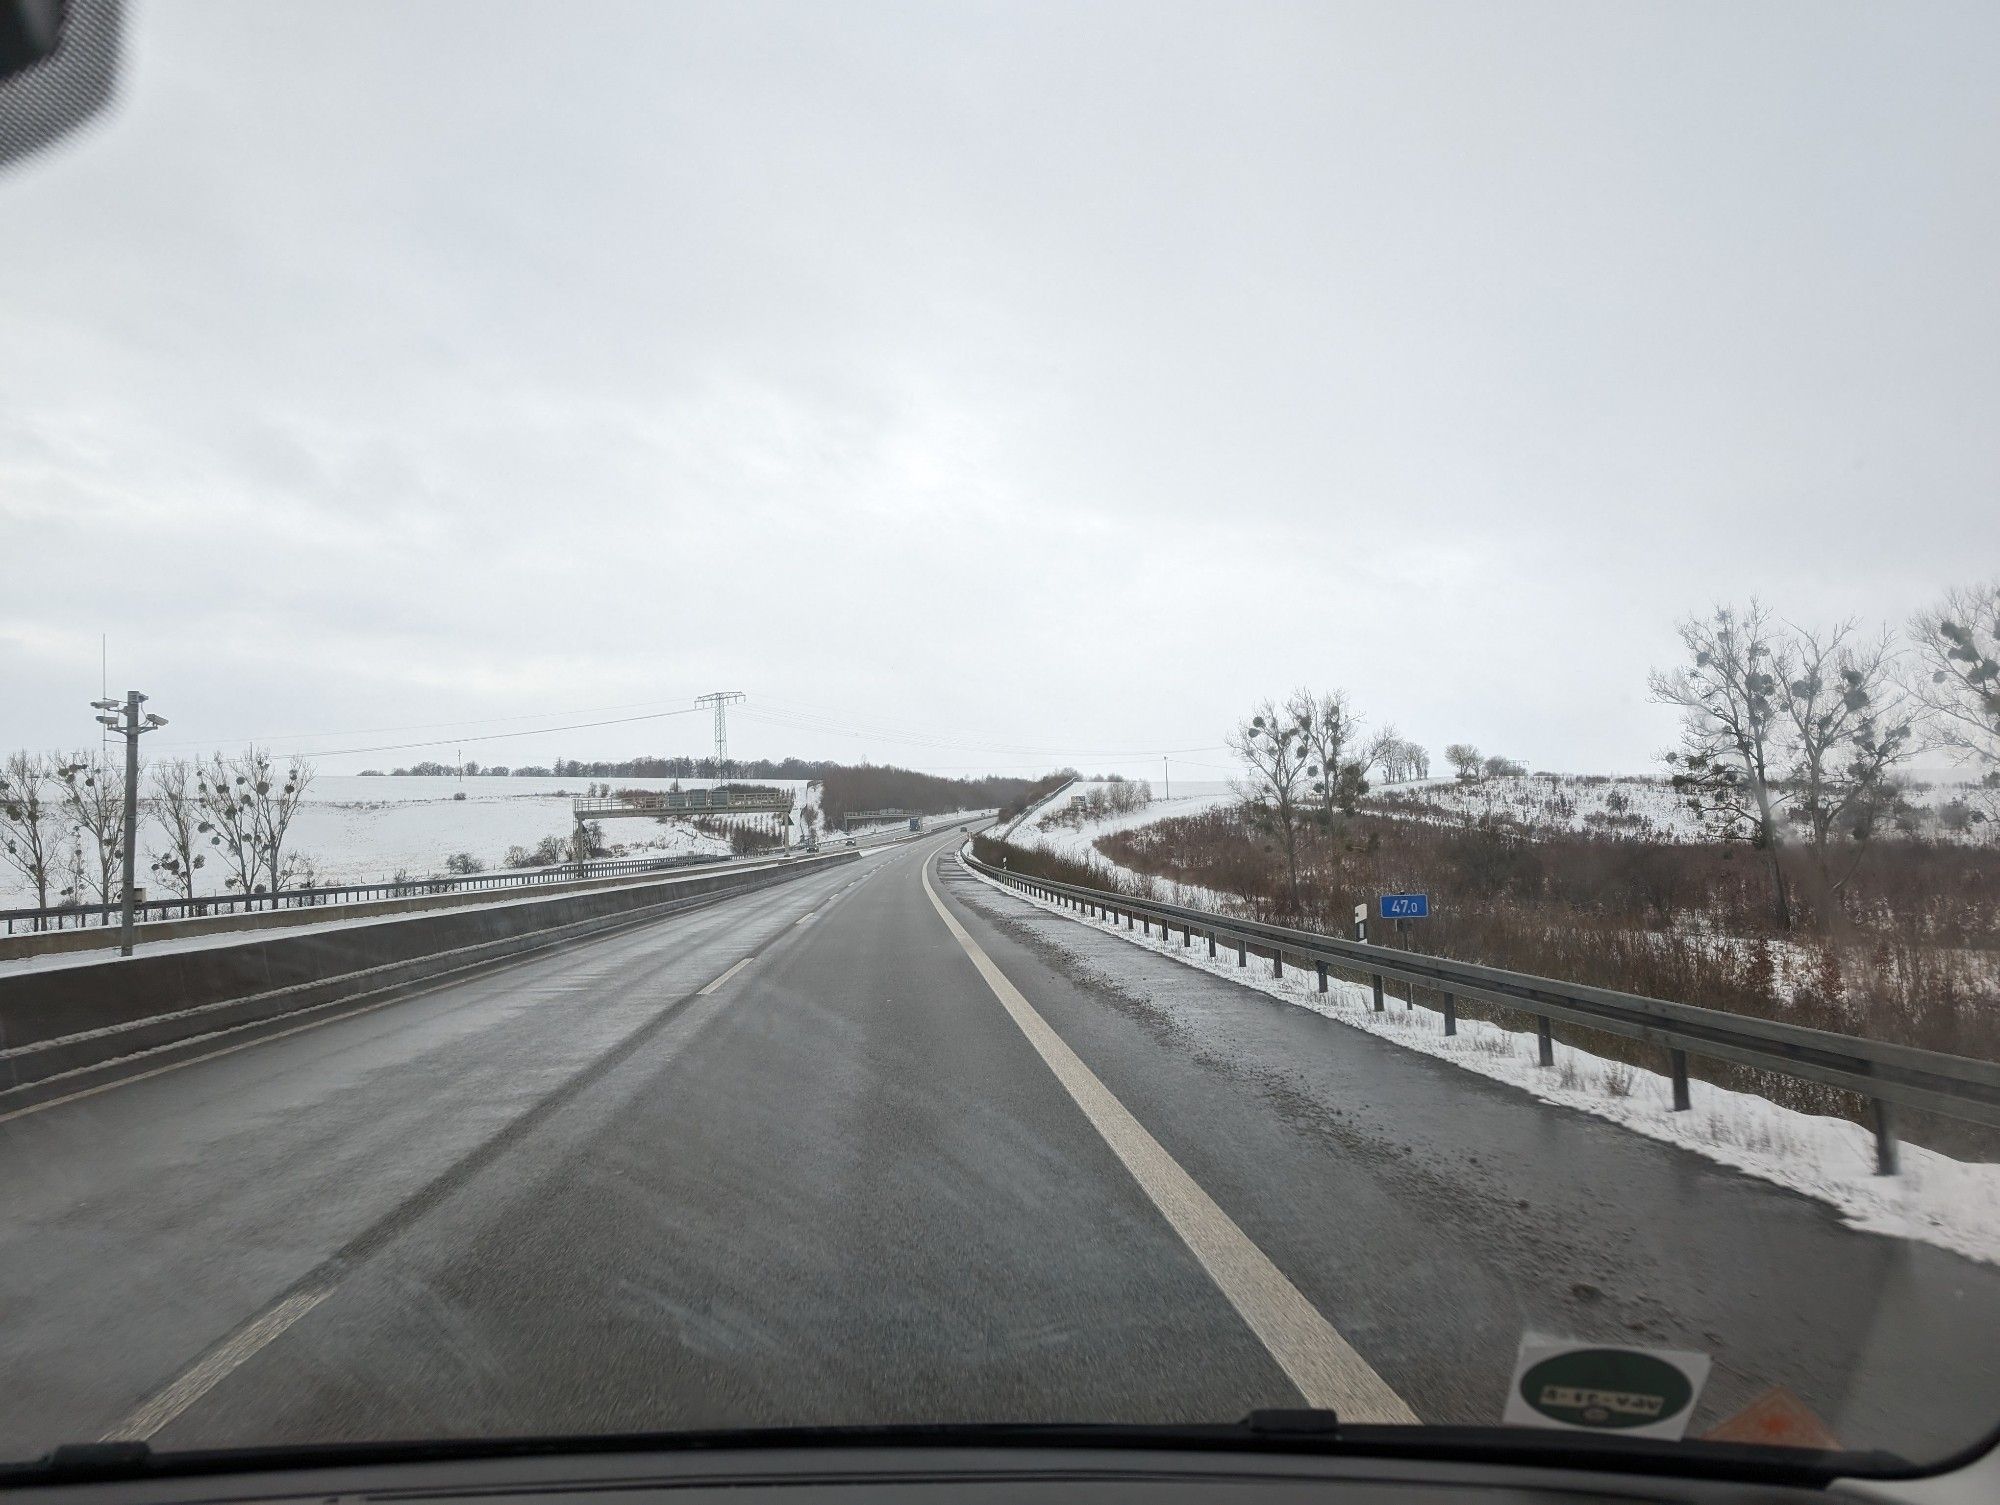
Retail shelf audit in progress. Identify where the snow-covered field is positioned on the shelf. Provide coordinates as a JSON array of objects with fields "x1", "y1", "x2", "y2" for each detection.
[
  {"x1": 1372, "y1": 772, "x2": 2000, "y2": 845},
  {"x1": 0, "y1": 776, "x2": 815, "y2": 905},
  {"x1": 963, "y1": 851, "x2": 2000, "y2": 1267},
  {"x1": 277, "y1": 774, "x2": 825, "y2": 887},
  {"x1": 0, "y1": 775, "x2": 1006, "y2": 906}
]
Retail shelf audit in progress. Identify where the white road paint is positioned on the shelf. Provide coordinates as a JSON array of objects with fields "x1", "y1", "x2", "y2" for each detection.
[
  {"x1": 919, "y1": 859, "x2": 1420, "y2": 1425},
  {"x1": 100, "y1": 1287, "x2": 333, "y2": 1442},
  {"x1": 698, "y1": 956, "x2": 756, "y2": 995}
]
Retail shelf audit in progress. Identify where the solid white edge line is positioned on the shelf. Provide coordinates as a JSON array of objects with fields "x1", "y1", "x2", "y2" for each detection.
[
  {"x1": 101, "y1": 1287, "x2": 333, "y2": 1442},
  {"x1": 919, "y1": 858, "x2": 1419, "y2": 1424}
]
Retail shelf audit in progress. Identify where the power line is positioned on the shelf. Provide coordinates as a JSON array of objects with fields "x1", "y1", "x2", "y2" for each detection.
[
  {"x1": 260, "y1": 707, "x2": 703, "y2": 761},
  {"x1": 150, "y1": 697, "x2": 694, "y2": 752},
  {"x1": 740, "y1": 704, "x2": 1228, "y2": 761}
]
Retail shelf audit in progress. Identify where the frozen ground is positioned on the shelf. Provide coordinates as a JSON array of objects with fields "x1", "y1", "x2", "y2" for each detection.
[{"x1": 960, "y1": 848, "x2": 2000, "y2": 1266}]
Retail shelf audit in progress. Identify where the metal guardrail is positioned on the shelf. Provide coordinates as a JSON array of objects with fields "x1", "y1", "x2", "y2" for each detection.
[
  {"x1": 993, "y1": 777, "x2": 1077, "y2": 843},
  {"x1": 963, "y1": 851, "x2": 2000, "y2": 1176},
  {"x1": 0, "y1": 851, "x2": 750, "y2": 936}
]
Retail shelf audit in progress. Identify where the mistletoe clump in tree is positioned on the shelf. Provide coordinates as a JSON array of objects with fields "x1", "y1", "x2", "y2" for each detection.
[
  {"x1": 1230, "y1": 698, "x2": 1312, "y2": 914},
  {"x1": 195, "y1": 748, "x2": 315, "y2": 897},
  {"x1": 1907, "y1": 581, "x2": 2000, "y2": 823},
  {"x1": 1651, "y1": 602, "x2": 1914, "y2": 929}
]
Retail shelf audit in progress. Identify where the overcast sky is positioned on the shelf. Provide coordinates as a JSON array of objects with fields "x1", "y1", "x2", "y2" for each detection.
[{"x1": 3, "y1": 0, "x2": 1996, "y2": 779}]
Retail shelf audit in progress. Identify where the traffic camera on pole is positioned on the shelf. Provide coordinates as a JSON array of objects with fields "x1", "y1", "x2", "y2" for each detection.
[{"x1": 93, "y1": 691, "x2": 166, "y2": 956}]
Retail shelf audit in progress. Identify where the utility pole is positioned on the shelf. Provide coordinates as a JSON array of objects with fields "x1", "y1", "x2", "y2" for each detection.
[
  {"x1": 1163, "y1": 755, "x2": 1170, "y2": 801},
  {"x1": 91, "y1": 690, "x2": 166, "y2": 957},
  {"x1": 695, "y1": 691, "x2": 745, "y2": 784}
]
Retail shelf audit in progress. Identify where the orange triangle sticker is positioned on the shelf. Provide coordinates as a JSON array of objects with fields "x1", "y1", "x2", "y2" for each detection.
[{"x1": 1702, "y1": 1386, "x2": 1841, "y2": 1450}]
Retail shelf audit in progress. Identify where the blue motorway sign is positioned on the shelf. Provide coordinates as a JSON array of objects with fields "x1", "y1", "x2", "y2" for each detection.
[{"x1": 1379, "y1": 893, "x2": 1430, "y2": 919}]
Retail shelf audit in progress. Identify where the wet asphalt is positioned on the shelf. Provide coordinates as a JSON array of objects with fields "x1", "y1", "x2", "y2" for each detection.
[{"x1": 0, "y1": 830, "x2": 1994, "y2": 1463}]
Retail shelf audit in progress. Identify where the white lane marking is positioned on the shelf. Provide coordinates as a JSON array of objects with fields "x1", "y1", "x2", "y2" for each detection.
[
  {"x1": 698, "y1": 956, "x2": 755, "y2": 995},
  {"x1": 101, "y1": 1286, "x2": 332, "y2": 1442},
  {"x1": 919, "y1": 861, "x2": 1419, "y2": 1424},
  {"x1": 794, "y1": 912, "x2": 818, "y2": 928}
]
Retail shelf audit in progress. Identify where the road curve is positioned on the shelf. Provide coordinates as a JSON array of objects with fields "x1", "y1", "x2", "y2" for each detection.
[{"x1": 0, "y1": 828, "x2": 1994, "y2": 1461}]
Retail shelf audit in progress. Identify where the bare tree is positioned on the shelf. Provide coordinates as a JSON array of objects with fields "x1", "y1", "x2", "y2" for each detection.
[
  {"x1": 1230, "y1": 698, "x2": 1311, "y2": 912},
  {"x1": 1778, "y1": 621, "x2": 1915, "y2": 894},
  {"x1": 244, "y1": 749, "x2": 314, "y2": 893},
  {"x1": 1907, "y1": 581, "x2": 2000, "y2": 819},
  {"x1": 147, "y1": 758, "x2": 209, "y2": 900},
  {"x1": 197, "y1": 754, "x2": 263, "y2": 894},
  {"x1": 1286, "y1": 687, "x2": 1368, "y2": 836},
  {"x1": 1364, "y1": 723, "x2": 1404, "y2": 783},
  {"x1": 1444, "y1": 743, "x2": 1482, "y2": 781},
  {"x1": 0, "y1": 751, "x2": 66, "y2": 920},
  {"x1": 53, "y1": 750, "x2": 126, "y2": 906},
  {"x1": 1650, "y1": 602, "x2": 1795, "y2": 928},
  {"x1": 280, "y1": 850, "x2": 323, "y2": 890}
]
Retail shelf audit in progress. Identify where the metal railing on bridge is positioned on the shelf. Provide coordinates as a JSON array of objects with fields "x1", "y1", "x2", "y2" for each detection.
[
  {"x1": 962, "y1": 849, "x2": 2000, "y2": 1178},
  {"x1": 0, "y1": 851, "x2": 747, "y2": 936},
  {"x1": 843, "y1": 809, "x2": 919, "y2": 830},
  {"x1": 572, "y1": 787, "x2": 792, "y2": 820}
]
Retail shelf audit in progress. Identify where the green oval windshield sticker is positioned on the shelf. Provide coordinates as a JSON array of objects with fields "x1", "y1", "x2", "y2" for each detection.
[{"x1": 1518, "y1": 1348, "x2": 1696, "y2": 1430}]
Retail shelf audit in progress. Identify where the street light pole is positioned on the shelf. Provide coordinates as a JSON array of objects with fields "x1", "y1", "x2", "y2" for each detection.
[{"x1": 92, "y1": 690, "x2": 166, "y2": 957}]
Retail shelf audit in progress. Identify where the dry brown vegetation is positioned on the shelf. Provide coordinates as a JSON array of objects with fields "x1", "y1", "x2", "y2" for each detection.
[{"x1": 978, "y1": 810, "x2": 2000, "y2": 1156}]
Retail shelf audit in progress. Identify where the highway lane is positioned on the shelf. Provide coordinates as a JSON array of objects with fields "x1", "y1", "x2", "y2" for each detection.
[
  {"x1": 0, "y1": 851, "x2": 878, "y2": 1454},
  {"x1": 1, "y1": 827, "x2": 1996, "y2": 1463}
]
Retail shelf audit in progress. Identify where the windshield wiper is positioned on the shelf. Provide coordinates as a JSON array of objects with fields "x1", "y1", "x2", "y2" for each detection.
[{"x1": 2, "y1": 1416, "x2": 1906, "y2": 1490}]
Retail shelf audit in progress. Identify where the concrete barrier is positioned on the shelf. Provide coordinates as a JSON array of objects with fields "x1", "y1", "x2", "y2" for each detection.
[
  {"x1": 0, "y1": 854, "x2": 775, "y2": 963},
  {"x1": 0, "y1": 850, "x2": 857, "y2": 1111}
]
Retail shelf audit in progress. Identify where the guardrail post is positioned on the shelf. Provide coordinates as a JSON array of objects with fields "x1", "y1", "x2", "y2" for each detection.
[
  {"x1": 1237, "y1": 937, "x2": 1247, "y2": 967},
  {"x1": 1873, "y1": 1100, "x2": 1900, "y2": 1175},
  {"x1": 1207, "y1": 930, "x2": 1216, "y2": 958},
  {"x1": 1442, "y1": 993, "x2": 1456, "y2": 1035},
  {"x1": 1371, "y1": 973, "x2": 1384, "y2": 1011},
  {"x1": 1670, "y1": 1050, "x2": 1691, "y2": 1111},
  {"x1": 1142, "y1": 916, "x2": 1151, "y2": 937},
  {"x1": 1316, "y1": 960, "x2": 1327, "y2": 993},
  {"x1": 1273, "y1": 950, "x2": 1283, "y2": 979},
  {"x1": 1537, "y1": 1017, "x2": 1554, "y2": 1068},
  {"x1": 1125, "y1": 909, "x2": 1133, "y2": 930}
]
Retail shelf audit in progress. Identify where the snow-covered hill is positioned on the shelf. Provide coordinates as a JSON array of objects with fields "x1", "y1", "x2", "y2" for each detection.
[{"x1": 1370, "y1": 772, "x2": 1999, "y2": 845}]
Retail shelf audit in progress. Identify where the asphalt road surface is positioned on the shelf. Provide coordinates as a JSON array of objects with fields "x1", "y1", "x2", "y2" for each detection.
[{"x1": 2, "y1": 828, "x2": 1996, "y2": 1463}]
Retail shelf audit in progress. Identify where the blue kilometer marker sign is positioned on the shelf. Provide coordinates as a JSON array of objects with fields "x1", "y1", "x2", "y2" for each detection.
[{"x1": 1379, "y1": 893, "x2": 1430, "y2": 919}]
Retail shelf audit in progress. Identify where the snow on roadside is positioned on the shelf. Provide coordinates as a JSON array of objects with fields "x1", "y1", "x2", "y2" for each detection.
[
  {"x1": 999, "y1": 780, "x2": 1238, "y2": 906},
  {"x1": 959, "y1": 851, "x2": 2000, "y2": 1267}
]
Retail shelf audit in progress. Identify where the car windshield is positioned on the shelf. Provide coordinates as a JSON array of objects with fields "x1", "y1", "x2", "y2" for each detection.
[{"x1": 3, "y1": 0, "x2": 1999, "y2": 1481}]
